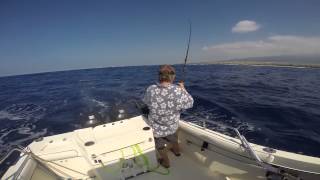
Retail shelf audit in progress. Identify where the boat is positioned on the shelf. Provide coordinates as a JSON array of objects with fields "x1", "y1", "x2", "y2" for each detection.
[{"x1": 1, "y1": 115, "x2": 320, "y2": 180}]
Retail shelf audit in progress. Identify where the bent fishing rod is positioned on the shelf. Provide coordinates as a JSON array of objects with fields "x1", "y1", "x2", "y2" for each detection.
[{"x1": 181, "y1": 21, "x2": 192, "y2": 82}]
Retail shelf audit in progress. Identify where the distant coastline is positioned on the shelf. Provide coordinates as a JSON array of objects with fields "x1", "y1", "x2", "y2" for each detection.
[
  {"x1": 201, "y1": 61, "x2": 320, "y2": 69},
  {"x1": 198, "y1": 56, "x2": 320, "y2": 68}
]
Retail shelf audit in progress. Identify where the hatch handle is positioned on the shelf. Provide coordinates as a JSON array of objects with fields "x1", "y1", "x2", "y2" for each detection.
[{"x1": 201, "y1": 141, "x2": 209, "y2": 151}]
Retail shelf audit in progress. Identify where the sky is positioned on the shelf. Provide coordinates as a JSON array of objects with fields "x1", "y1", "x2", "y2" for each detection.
[{"x1": 1, "y1": 0, "x2": 320, "y2": 76}]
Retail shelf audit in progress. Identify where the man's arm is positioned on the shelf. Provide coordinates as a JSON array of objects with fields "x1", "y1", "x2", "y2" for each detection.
[{"x1": 177, "y1": 82, "x2": 194, "y2": 110}]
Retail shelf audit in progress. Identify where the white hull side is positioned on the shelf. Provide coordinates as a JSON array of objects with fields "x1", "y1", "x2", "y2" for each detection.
[
  {"x1": 2, "y1": 116, "x2": 320, "y2": 180},
  {"x1": 178, "y1": 120, "x2": 320, "y2": 180}
]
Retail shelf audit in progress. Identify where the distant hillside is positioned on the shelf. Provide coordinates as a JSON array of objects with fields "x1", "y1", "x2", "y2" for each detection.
[{"x1": 203, "y1": 55, "x2": 320, "y2": 68}]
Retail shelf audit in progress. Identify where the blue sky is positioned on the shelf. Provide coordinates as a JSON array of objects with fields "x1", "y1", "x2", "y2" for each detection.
[{"x1": 1, "y1": 0, "x2": 320, "y2": 76}]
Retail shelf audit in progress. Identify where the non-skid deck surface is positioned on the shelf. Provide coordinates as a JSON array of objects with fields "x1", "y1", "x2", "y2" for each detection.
[{"x1": 133, "y1": 153, "x2": 221, "y2": 180}]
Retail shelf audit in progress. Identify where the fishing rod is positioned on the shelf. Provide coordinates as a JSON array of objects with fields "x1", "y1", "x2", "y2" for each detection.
[{"x1": 181, "y1": 21, "x2": 192, "y2": 82}]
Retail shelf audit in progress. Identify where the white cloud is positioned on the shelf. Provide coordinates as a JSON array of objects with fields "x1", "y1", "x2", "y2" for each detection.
[
  {"x1": 232, "y1": 20, "x2": 260, "y2": 33},
  {"x1": 202, "y1": 35, "x2": 320, "y2": 59}
]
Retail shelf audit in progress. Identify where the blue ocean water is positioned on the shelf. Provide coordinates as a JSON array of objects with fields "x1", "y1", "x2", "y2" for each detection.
[{"x1": 0, "y1": 64, "x2": 320, "y2": 174}]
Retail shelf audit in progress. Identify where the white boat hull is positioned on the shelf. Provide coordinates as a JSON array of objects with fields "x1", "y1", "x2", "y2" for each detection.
[
  {"x1": 178, "y1": 120, "x2": 320, "y2": 180},
  {"x1": 2, "y1": 116, "x2": 320, "y2": 180}
]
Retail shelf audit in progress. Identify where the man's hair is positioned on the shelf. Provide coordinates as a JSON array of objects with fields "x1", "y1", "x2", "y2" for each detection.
[{"x1": 159, "y1": 64, "x2": 176, "y2": 83}]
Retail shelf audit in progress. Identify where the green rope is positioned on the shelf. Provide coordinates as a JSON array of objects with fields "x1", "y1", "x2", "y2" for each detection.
[
  {"x1": 134, "y1": 144, "x2": 170, "y2": 175},
  {"x1": 100, "y1": 144, "x2": 170, "y2": 176},
  {"x1": 130, "y1": 145, "x2": 144, "y2": 168},
  {"x1": 100, "y1": 148, "x2": 126, "y2": 174}
]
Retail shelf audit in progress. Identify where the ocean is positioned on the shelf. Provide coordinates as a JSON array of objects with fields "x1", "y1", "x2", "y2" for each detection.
[{"x1": 0, "y1": 64, "x2": 319, "y2": 174}]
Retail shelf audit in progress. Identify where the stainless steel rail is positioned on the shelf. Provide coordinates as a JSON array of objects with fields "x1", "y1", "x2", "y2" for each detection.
[
  {"x1": 198, "y1": 118, "x2": 279, "y2": 173},
  {"x1": 196, "y1": 118, "x2": 306, "y2": 179},
  {"x1": 0, "y1": 147, "x2": 25, "y2": 165}
]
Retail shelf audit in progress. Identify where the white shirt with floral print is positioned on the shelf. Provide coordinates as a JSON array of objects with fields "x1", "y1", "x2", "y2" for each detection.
[{"x1": 143, "y1": 84, "x2": 194, "y2": 137}]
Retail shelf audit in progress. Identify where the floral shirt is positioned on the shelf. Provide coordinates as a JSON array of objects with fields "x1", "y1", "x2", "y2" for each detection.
[{"x1": 143, "y1": 84, "x2": 194, "y2": 137}]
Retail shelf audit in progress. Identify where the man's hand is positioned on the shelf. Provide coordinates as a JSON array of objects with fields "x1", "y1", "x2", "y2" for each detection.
[{"x1": 178, "y1": 81, "x2": 186, "y2": 90}]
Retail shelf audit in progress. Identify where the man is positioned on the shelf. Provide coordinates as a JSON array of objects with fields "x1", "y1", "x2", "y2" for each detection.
[{"x1": 143, "y1": 64, "x2": 194, "y2": 168}]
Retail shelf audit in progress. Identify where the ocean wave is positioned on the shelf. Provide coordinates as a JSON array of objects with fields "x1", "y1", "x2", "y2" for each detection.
[
  {"x1": 183, "y1": 105, "x2": 255, "y2": 137},
  {"x1": 0, "y1": 103, "x2": 46, "y2": 121},
  {"x1": 0, "y1": 64, "x2": 319, "y2": 160},
  {"x1": 91, "y1": 99, "x2": 109, "y2": 108},
  {"x1": 0, "y1": 127, "x2": 47, "y2": 156}
]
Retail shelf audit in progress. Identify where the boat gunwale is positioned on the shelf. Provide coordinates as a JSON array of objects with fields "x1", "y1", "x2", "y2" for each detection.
[{"x1": 179, "y1": 119, "x2": 320, "y2": 175}]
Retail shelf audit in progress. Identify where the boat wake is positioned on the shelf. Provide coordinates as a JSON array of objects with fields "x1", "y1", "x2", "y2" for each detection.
[
  {"x1": 183, "y1": 98, "x2": 255, "y2": 137},
  {"x1": 0, "y1": 103, "x2": 46, "y2": 121},
  {"x1": 0, "y1": 103, "x2": 48, "y2": 165},
  {"x1": 0, "y1": 126, "x2": 47, "y2": 155}
]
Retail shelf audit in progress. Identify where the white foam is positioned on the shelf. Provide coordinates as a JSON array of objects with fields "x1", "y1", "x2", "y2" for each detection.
[
  {"x1": 0, "y1": 111, "x2": 23, "y2": 120},
  {"x1": 17, "y1": 127, "x2": 32, "y2": 134},
  {"x1": 184, "y1": 110, "x2": 255, "y2": 135},
  {"x1": 0, "y1": 103, "x2": 46, "y2": 121},
  {"x1": 0, "y1": 129, "x2": 16, "y2": 144},
  {"x1": 0, "y1": 127, "x2": 47, "y2": 155},
  {"x1": 91, "y1": 99, "x2": 109, "y2": 108}
]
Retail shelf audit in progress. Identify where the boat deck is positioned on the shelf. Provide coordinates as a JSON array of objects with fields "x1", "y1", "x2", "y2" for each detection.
[{"x1": 134, "y1": 152, "x2": 223, "y2": 180}]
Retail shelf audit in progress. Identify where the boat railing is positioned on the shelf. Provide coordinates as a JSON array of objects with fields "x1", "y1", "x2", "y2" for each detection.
[
  {"x1": 0, "y1": 146, "x2": 25, "y2": 165},
  {"x1": 197, "y1": 119, "x2": 280, "y2": 173},
  {"x1": 195, "y1": 118, "x2": 307, "y2": 179}
]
